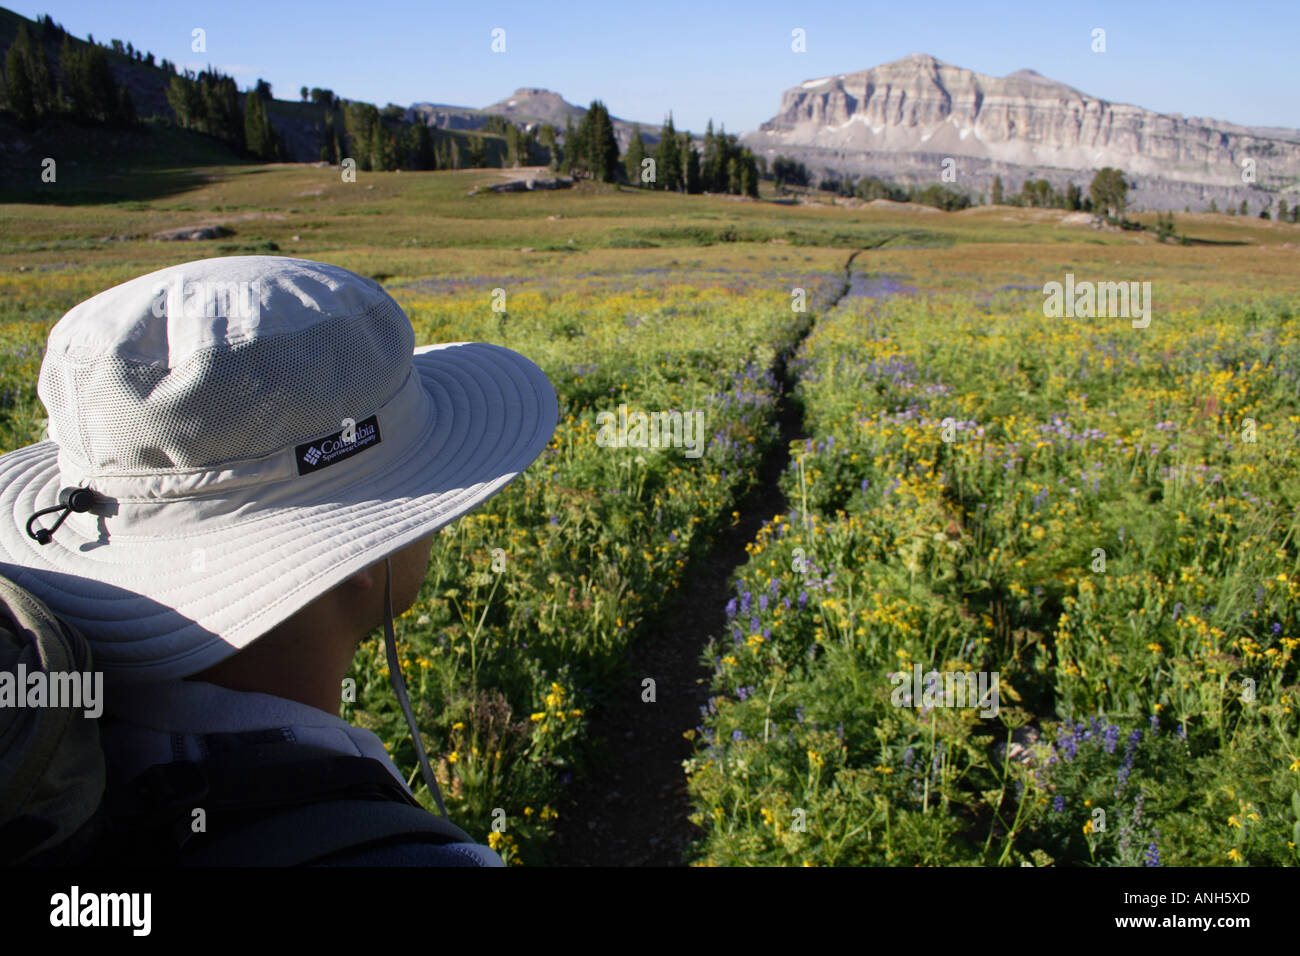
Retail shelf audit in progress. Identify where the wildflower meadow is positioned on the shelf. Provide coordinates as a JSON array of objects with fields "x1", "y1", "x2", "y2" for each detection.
[
  {"x1": 2, "y1": 161, "x2": 1298, "y2": 868},
  {"x1": 685, "y1": 266, "x2": 1300, "y2": 866}
]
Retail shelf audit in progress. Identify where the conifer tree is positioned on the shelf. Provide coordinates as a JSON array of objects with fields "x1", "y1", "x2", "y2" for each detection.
[
  {"x1": 539, "y1": 123, "x2": 559, "y2": 170},
  {"x1": 653, "y1": 113, "x2": 681, "y2": 191},
  {"x1": 1089, "y1": 167, "x2": 1128, "y2": 219},
  {"x1": 243, "y1": 89, "x2": 281, "y2": 159},
  {"x1": 560, "y1": 116, "x2": 576, "y2": 174},
  {"x1": 61, "y1": 36, "x2": 129, "y2": 126},
  {"x1": 587, "y1": 101, "x2": 619, "y2": 181},
  {"x1": 2, "y1": 31, "x2": 37, "y2": 127},
  {"x1": 739, "y1": 149, "x2": 758, "y2": 197},
  {"x1": 682, "y1": 137, "x2": 701, "y2": 193},
  {"x1": 2, "y1": 23, "x2": 56, "y2": 127},
  {"x1": 625, "y1": 125, "x2": 647, "y2": 185},
  {"x1": 408, "y1": 121, "x2": 435, "y2": 169},
  {"x1": 467, "y1": 134, "x2": 486, "y2": 168},
  {"x1": 244, "y1": 90, "x2": 268, "y2": 157},
  {"x1": 701, "y1": 119, "x2": 720, "y2": 190}
]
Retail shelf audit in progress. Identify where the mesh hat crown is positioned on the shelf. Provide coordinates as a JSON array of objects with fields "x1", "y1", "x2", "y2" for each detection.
[
  {"x1": 40, "y1": 256, "x2": 412, "y2": 478},
  {"x1": 0, "y1": 255, "x2": 559, "y2": 680}
]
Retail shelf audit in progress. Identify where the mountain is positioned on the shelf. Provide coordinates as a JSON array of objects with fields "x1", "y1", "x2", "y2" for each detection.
[
  {"x1": 409, "y1": 88, "x2": 660, "y2": 150},
  {"x1": 742, "y1": 53, "x2": 1300, "y2": 211}
]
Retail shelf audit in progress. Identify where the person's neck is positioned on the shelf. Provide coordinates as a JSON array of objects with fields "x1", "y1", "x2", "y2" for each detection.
[{"x1": 187, "y1": 624, "x2": 360, "y2": 717}]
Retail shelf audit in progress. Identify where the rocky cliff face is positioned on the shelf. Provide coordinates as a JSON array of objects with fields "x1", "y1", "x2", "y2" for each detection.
[{"x1": 744, "y1": 53, "x2": 1300, "y2": 211}]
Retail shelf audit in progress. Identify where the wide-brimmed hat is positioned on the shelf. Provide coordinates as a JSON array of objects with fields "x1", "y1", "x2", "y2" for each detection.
[{"x1": 0, "y1": 255, "x2": 558, "y2": 682}]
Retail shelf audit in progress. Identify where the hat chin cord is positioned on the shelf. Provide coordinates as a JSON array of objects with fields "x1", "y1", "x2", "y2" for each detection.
[{"x1": 382, "y1": 556, "x2": 451, "y2": 819}]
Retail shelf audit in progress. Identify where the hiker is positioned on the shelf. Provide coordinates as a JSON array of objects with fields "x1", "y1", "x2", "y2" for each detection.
[{"x1": 0, "y1": 255, "x2": 558, "y2": 865}]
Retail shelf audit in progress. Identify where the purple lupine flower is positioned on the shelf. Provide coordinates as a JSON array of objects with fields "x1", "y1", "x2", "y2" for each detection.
[
  {"x1": 732, "y1": 729, "x2": 744, "y2": 741},
  {"x1": 1057, "y1": 726, "x2": 1078, "y2": 762},
  {"x1": 1104, "y1": 724, "x2": 1120, "y2": 754},
  {"x1": 783, "y1": 597, "x2": 791, "y2": 611},
  {"x1": 1053, "y1": 795, "x2": 1065, "y2": 813},
  {"x1": 725, "y1": 598, "x2": 738, "y2": 618},
  {"x1": 1144, "y1": 842, "x2": 1159, "y2": 867},
  {"x1": 759, "y1": 594, "x2": 769, "y2": 612},
  {"x1": 1116, "y1": 729, "x2": 1142, "y2": 791},
  {"x1": 1273, "y1": 621, "x2": 1283, "y2": 635},
  {"x1": 797, "y1": 591, "x2": 809, "y2": 609},
  {"x1": 1149, "y1": 714, "x2": 1159, "y2": 734},
  {"x1": 903, "y1": 746, "x2": 915, "y2": 768},
  {"x1": 740, "y1": 591, "x2": 752, "y2": 614},
  {"x1": 795, "y1": 706, "x2": 805, "y2": 724},
  {"x1": 750, "y1": 617, "x2": 760, "y2": 634}
]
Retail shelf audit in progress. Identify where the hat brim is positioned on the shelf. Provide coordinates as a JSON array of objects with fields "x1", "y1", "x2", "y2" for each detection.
[{"x1": 0, "y1": 342, "x2": 558, "y2": 682}]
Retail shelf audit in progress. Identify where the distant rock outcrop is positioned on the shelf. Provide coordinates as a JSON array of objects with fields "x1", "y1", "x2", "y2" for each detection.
[
  {"x1": 409, "y1": 88, "x2": 660, "y2": 152},
  {"x1": 743, "y1": 53, "x2": 1300, "y2": 211},
  {"x1": 151, "y1": 225, "x2": 233, "y2": 241},
  {"x1": 467, "y1": 171, "x2": 575, "y2": 195}
]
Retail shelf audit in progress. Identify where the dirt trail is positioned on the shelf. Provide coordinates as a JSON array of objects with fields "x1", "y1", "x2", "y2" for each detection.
[{"x1": 551, "y1": 250, "x2": 863, "y2": 866}]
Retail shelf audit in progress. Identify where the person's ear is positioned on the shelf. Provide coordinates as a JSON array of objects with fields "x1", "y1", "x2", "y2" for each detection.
[{"x1": 344, "y1": 564, "x2": 379, "y2": 591}]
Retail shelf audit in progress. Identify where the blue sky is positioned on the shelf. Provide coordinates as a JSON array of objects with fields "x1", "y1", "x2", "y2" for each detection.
[{"x1": 16, "y1": 1, "x2": 1300, "y2": 132}]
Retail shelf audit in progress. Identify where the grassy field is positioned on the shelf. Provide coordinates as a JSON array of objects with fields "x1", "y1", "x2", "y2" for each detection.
[{"x1": 2, "y1": 159, "x2": 1298, "y2": 865}]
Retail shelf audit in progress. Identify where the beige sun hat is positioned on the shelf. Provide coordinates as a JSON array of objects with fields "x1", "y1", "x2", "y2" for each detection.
[{"x1": 0, "y1": 255, "x2": 558, "y2": 683}]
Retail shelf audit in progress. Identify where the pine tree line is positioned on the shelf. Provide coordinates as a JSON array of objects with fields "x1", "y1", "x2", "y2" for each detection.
[
  {"x1": 162, "y1": 67, "x2": 289, "y2": 160},
  {"x1": 481, "y1": 114, "x2": 546, "y2": 167},
  {"x1": 620, "y1": 117, "x2": 758, "y2": 196},
  {"x1": 989, "y1": 174, "x2": 1088, "y2": 211},
  {"x1": 1, "y1": 21, "x2": 136, "y2": 129},
  {"x1": 333, "y1": 102, "x2": 468, "y2": 171},
  {"x1": 818, "y1": 173, "x2": 972, "y2": 210}
]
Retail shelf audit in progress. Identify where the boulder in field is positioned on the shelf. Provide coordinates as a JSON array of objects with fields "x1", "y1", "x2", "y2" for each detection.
[{"x1": 151, "y1": 225, "x2": 234, "y2": 241}]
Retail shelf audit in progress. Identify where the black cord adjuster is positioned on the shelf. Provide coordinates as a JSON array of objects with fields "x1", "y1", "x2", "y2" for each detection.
[{"x1": 26, "y1": 487, "x2": 100, "y2": 545}]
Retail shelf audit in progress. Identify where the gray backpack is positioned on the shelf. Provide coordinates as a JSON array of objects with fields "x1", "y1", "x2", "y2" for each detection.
[{"x1": 0, "y1": 573, "x2": 475, "y2": 866}]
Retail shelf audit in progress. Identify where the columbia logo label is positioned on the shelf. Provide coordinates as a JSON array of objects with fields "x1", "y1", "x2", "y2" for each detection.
[{"x1": 295, "y1": 415, "x2": 382, "y2": 475}]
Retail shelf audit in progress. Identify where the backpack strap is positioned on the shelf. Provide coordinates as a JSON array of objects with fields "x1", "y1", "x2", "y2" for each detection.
[
  {"x1": 101, "y1": 741, "x2": 476, "y2": 866},
  {"x1": 181, "y1": 798, "x2": 476, "y2": 866}
]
